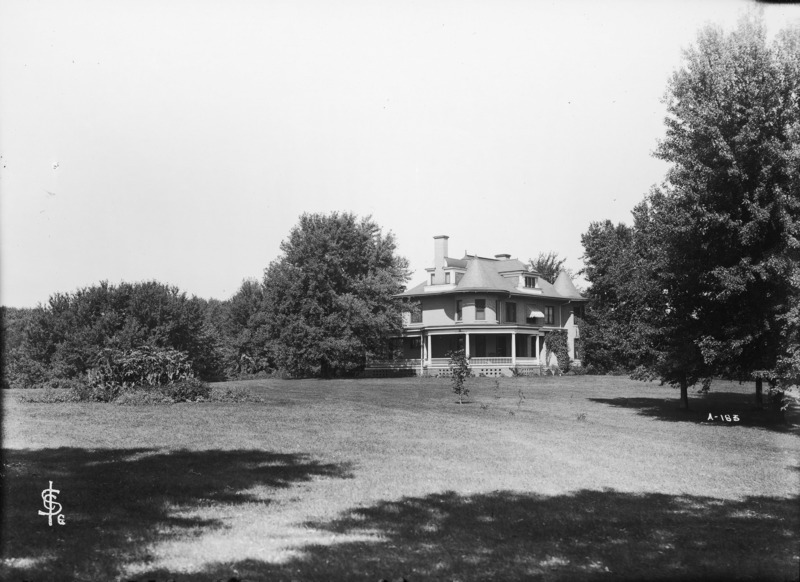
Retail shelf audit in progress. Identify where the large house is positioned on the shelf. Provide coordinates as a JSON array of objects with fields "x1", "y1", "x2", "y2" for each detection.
[{"x1": 376, "y1": 235, "x2": 587, "y2": 376}]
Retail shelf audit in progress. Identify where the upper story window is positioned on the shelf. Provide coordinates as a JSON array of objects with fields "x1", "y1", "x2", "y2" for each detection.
[
  {"x1": 506, "y1": 302, "x2": 517, "y2": 323},
  {"x1": 456, "y1": 272, "x2": 463, "y2": 284},
  {"x1": 574, "y1": 304, "x2": 585, "y2": 319},
  {"x1": 495, "y1": 300, "x2": 500, "y2": 321},
  {"x1": 430, "y1": 273, "x2": 435, "y2": 285},
  {"x1": 524, "y1": 276, "x2": 537, "y2": 288},
  {"x1": 545, "y1": 306, "x2": 554, "y2": 325},
  {"x1": 456, "y1": 300, "x2": 462, "y2": 321},
  {"x1": 475, "y1": 299, "x2": 486, "y2": 321},
  {"x1": 410, "y1": 310, "x2": 422, "y2": 324},
  {"x1": 445, "y1": 272, "x2": 451, "y2": 284}
]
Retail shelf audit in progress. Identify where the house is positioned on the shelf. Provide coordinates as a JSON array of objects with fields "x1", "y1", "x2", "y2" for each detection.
[{"x1": 375, "y1": 235, "x2": 587, "y2": 376}]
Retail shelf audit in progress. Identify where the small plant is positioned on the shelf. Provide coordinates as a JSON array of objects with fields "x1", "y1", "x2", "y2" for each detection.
[
  {"x1": 160, "y1": 378, "x2": 211, "y2": 402},
  {"x1": 114, "y1": 390, "x2": 173, "y2": 406},
  {"x1": 446, "y1": 349, "x2": 472, "y2": 404},
  {"x1": 493, "y1": 378, "x2": 501, "y2": 399},
  {"x1": 480, "y1": 403, "x2": 489, "y2": 411},
  {"x1": 517, "y1": 387, "x2": 526, "y2": 408},
  {"x1": 210, "y1": 386, "x2": 259, "y2": 403},
  {"x1": 576, "y1": 412, "x2": 587, "y2": 422}
]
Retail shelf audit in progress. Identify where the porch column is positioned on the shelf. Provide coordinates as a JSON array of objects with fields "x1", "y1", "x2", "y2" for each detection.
[
  {"x1": 535, "y1": 335, "x2": 540, "y2": 362},
  {"x1": 465, "y1": 332, "x2": 470, "y2": 358},
  {"x1": 511, "y1": 331, "x2": 517, "y2": 366},
  {"x1": 419, "y1": 334, "x2": 424, "y2": 367},
  {"x1": 427, "y1": 334, "x2": 432, "y2": 366}
]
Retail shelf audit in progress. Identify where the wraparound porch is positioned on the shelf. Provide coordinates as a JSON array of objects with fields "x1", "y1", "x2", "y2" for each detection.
[{"x1": 374, "y1": 327, "x2": 559, "y2": 373}]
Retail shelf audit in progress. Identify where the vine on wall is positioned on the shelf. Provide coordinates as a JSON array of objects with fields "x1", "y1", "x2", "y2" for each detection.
[{"x1": 544, "y1": 330, "x2": 570, "y2": 372}]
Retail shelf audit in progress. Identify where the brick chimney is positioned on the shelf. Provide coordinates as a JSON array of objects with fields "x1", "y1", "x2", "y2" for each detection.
[{"x1": 433, "y1": 235, "x2": 449, "y2": 284}]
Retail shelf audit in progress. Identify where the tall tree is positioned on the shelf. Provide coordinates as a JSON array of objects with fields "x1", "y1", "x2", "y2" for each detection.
[
  {"x1": 580, "y1": 220, "x2": 656, "y2": 376},
  {"x1": 263, "y1": 212, "x2": 410, "y2": 377},
  {"x1": 650, "y1": 15, "x2": 800, "y2": 403},
  {"x1": 528, "y1": 251, "x2": 568, "y2": 284}
]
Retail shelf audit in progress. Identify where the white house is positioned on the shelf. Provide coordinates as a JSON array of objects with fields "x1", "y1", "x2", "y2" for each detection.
[{"x1": 372, "y1": 235, "x2": 587, "y2": 376}]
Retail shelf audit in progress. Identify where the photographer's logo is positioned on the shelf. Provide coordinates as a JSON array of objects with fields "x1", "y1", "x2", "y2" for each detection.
[{"x1": 39, "y1": 481, "x2": 65, "y2": 526}]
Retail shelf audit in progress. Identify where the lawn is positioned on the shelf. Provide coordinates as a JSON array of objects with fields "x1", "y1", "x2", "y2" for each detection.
[{"x1": 2, "y1": 376, "x2": 798, "y2": 581}]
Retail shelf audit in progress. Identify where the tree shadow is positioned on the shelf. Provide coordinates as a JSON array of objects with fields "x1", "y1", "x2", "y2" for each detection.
[
  {"x1": 589, "y1": 392, "x2": 797, "y2": 434},
  {"x1": 135, "y1": 488, "x2": 799, "y2": 582},
  {"x1": 0, "y1": 447, "x2": 353, "y2": 580}
]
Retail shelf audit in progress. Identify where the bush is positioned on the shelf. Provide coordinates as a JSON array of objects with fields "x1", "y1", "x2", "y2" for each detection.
[
  {"x1": 159, "y1": 377, "x2": 210, "y2": 402},
  {"x1": 114, "y1": 390, "x2": 174, "y2": 406},
  {"x1": 89, "y1": 346, "x2": 194, "y2": 391},
  {"x1": 210, "y1": 385, "x2": 260, "y2": 403},
  {"x1": 17, "y1": 387, "x2": 81, "y2": 403}
]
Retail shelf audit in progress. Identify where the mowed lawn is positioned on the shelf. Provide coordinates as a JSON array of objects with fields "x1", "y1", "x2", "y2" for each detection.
[{"x1": 2, "y1": 376, "x2": 798, "y2": 581}]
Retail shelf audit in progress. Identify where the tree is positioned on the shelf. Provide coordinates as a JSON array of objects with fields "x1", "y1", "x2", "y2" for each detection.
[
  {"x1": 529, "y1": 252, "x2": 568, "y2": 284},
  {"x1": 206, "y1": 279, "x2": 273, "y2": 378},
  {"x1": 581, "y1": 15, "x2": 799, "y2": 409},
  {"x1": 11, "y1": 281, "x2": 224, "y2": 386},
  {"x1": 447, "y1": 349, "x2": 471, "y2": 404},
  {"x1": 262, "y1": 212, "x2": 410, "y2": 377},
  {"x1": 650, "y1": 15, "x2": 800, "y2": 404}
]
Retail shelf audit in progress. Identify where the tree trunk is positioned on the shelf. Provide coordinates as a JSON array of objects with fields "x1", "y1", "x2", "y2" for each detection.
[
  {"x1": 755, "y1": 377, "x2": 763, "y2": 409},
  {"x1": 680, "y1": 377, "x2": 689, "y2": 410}
]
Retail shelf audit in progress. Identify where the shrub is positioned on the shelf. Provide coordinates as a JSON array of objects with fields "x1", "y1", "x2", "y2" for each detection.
[
  {"x1": 210, "y1": 385, "x2": 260, "y2": 403},
  {"x1": 89, "y1": 346, "x2": 194, "y2": 391},
  {"x1": 17, "y1": 387, "x2": 81, "y2": 403},
  {"x1": 114, "y1": 390, "x2": 174, "y2": 406},
  {"x1": 159, "y1": 377, "x2": 210, "y2": 402}
]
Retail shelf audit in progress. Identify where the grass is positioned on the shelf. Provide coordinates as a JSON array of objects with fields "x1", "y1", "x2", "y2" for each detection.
[{"x1": 2, "y1": 376, "x2": 798, "y2": 581}]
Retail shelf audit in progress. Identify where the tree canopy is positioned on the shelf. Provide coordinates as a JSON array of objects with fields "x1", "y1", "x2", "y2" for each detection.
[
  {"x1": 262, "y1": 212, "x2": 410, "y2": 377},
  {"x1": 581, "y1": 15, "x2": 800, "y2": 406},
  {"x1": 528, "y1": 252, "x2": 568, "y2": 284},
  {"x1": 5, "y1": 281, "x2": 223, "y2": 387}
]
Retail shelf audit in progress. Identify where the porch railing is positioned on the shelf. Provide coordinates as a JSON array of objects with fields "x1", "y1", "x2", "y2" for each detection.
[{"x1": 469, "y1": 357, "x2": 512, "y2": 365}]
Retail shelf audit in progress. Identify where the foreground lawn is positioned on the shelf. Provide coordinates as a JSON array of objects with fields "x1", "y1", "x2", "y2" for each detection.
[{"x1": 2, "y1": 376, "x2": 798, "y2": 581}]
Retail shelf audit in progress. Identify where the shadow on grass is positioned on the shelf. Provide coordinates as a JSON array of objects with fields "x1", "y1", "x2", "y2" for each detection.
[
  {"x1": 0, "y1": 447, "x2": 352, "y2": 580},
  {"x1": 589, "y1": 392, "x2": 797, "y2": 434},
  {"x1": 137, "y1": 489, "x2": 800, "y2": 582}
]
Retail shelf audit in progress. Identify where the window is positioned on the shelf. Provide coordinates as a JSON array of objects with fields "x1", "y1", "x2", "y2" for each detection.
[
  {"x1": 574, "y1": 304, "x2": 585, "y2": 320},
  {"x1": 506, "y1": 302, "x2": 517, "y2": 323},
  {"x1": 445, "y1": 272, "x2": 451, "y2": 284},
  {"x1": 524, "y1": 276, "x2": 537, "y2": 288},
  {"x1": 410, "y1": 337, "x2": 421, "y2": 349},
  {"x1": 430, "y1": 273, "x2": 435, "y2": 285},
  {"x1": 410, "y1": 310, "x2": 422, "y2": 324},
  {"x1": 495, "y1": 300, "x2": 500, "y2": 321},
  {"x1": 545, "y1": 306, "x2": 554, "y2": 325},
  {"x1": 456, "y1": 272, "x2": 463, "y2": 284},
  {"x1": 456, "y1": 300, "x2": 462, "y2": 321},
  {"x1": 476, "y1": 299, "x2": 485, "y2": 321}
]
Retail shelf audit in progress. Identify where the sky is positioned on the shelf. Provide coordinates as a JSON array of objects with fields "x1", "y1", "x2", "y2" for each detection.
[{"x1": 1, "y1": 0, "x2": 799, "y2": 308}]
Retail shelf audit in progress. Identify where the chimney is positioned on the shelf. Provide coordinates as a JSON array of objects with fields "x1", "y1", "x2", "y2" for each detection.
[{"x1": 434, "y1": 235, "x2": 449, "y2": 269}]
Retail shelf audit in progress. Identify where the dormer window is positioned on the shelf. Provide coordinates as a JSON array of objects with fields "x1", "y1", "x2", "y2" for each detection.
[
  {"x1": 524, "y1": 276, "x2": 537, "y2": 288},
  {"x1": 445, "y1": 272, "x2": 451, "y2": 284},
  {"x1": 431, "y1": 273, "x2": 435, "y2": 285},
  {"x1": 456, "y1": 272, "x2": 463, "y2": 284}
]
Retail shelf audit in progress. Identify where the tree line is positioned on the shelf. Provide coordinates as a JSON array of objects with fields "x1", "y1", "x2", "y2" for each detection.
[
  {"x1": 2, "y1": 213, "x2": 410, "y2": 388},
  {"x1": 579, "y1": 15, "x2": 799, "y2": 407}
]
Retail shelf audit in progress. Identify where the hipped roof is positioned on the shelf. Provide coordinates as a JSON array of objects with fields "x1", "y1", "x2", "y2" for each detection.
[{"x1": 399, "y1": 256, "x2": 585, "y2": 301}]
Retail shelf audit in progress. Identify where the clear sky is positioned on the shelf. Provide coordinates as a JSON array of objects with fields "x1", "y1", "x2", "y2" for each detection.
[{"x1": 1, "y1": 0, "x2": 798, "y2": 308}]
